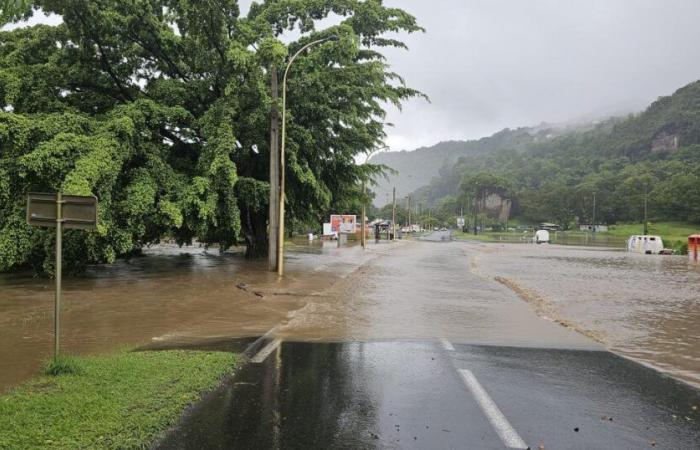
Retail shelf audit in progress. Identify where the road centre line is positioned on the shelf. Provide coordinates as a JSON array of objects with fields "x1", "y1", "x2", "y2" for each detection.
[
  {"x1": 251, "y1": 338, "x2": 282, "y2": 363},
  {"x1": 440, "y1": 337, "x2": 456, "y2": 351},
  {"x1": 459, "y1": 369, "x2": 529, "y2": 450}
]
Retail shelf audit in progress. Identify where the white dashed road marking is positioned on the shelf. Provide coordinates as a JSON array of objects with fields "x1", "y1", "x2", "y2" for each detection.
[
  {"x1": 251, "y1": 339, "x2": 281, "y2": 363},
  {"x1": 459, "y1": 368, "x2": 528, "y2": 449},
  {"x1": 440, "y1": 337, "x2": 455, "y2": 351}
]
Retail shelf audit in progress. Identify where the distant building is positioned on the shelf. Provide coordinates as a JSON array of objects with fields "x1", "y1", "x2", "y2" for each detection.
[
  {"x1": 539, "y1": 223, "x2": 560, "y2": 231},
  {"x1": 580, "y1": 224, "x2": 609, "y2": 232}
]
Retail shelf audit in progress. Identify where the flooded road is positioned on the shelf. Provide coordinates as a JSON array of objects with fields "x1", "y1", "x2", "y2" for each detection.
[
  {"x1": 3, "y1": 232, "x2": 700, "y2": 393},
  {"x1": 470, "y1": 241, "x2": 700, "y2": 387},
  {"x1": 0, "y1": 241, "x2": 384, "y2": 391}
]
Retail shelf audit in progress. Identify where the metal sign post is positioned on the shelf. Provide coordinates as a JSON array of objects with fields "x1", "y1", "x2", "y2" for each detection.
[
  {"x1": 55, "y1": 192, "x2": 62, "y2": 358},
  {"x1": 27, "y1": 192, "x2": 97, "y2": 359}
]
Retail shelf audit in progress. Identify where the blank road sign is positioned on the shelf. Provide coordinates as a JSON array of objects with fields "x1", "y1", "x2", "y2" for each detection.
[{"x1": 26, "y1": 193, "x2": 98, "y2": 230}]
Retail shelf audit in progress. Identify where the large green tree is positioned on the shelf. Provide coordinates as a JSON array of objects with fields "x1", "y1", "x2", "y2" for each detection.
[{"x1": 0, "y1": 0, "x2": 423, "y2": 273}]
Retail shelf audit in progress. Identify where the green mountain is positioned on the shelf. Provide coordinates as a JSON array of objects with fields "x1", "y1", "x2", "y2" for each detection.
[
  {"x1": 369, "y1": 125, "x2": 576, "y2": 206},
  {"x1": 406, "y1": 80, "x2": 700, "y2": 228}
]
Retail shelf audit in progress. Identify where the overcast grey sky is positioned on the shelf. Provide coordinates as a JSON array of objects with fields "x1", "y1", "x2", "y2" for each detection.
[
  {"x1": 7, "y1": 1, "x2": 700, "y2": 152},
  {"x1": 378, "y1": 0, "x2": 700, "y2": 151}
]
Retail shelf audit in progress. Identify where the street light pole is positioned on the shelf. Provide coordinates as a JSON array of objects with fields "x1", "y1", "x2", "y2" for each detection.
[{"x1": 278, "y1": 35, "x2": 338, "y2": 277}]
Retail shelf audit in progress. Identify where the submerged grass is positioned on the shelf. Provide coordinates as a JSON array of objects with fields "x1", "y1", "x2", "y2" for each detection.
[{"x1": 0, "y1": 350, "x2": 237, "y2": 449}]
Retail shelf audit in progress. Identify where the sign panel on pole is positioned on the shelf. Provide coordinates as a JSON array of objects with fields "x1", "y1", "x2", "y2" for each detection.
[
  {"x1": 27, "y1": 193, "x2": 98, "y2": 229},
  {"x1": 26, "y1": 192, "x2": 97, "y2": 360}
]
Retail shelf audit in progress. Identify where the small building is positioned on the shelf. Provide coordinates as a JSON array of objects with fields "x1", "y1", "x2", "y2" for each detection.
[
  {"x1": 539, "y1": 223, "x2": 560, "y2": 231},
  {"x1": 580, "y1": 224, "x2": 609, "y2": 233}
]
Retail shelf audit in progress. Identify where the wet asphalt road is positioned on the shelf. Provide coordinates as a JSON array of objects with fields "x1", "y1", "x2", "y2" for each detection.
[
  {"x1": 158, "y1": 233, "x2": 700, "y2": 449},
  {"x1": 158, "y1": 341, "x2": 700, "y2": 449}
]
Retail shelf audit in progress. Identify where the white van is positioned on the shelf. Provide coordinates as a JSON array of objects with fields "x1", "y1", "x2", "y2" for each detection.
[
  {"x1": 534, "y1": 230, "x2": 550, "y2": 244},
  {"x1": 627, "y1": 235, "x2": 664, "y2": 254}
]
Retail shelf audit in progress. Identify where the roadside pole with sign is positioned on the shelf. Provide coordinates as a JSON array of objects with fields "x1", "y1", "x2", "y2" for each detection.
[{"x1": 26, "y1": 192, "x2": 98, "y2": 359}]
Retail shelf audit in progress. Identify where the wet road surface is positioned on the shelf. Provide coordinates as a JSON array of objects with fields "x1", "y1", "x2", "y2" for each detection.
[
  {"x1": 158, "y1": 232, "x2": 700, "y2": 449},
  {"x1": 470, "y1": 240, "x2": 700, "y2": 386},
  {"x1": 4, "y1": 231, "x2": 700, "y2": 448},
  {"x1": 158, "y1": 341, "x2": 700, "y2": 449}
]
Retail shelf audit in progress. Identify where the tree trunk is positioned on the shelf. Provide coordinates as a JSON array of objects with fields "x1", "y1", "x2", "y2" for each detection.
[{"x1": 244, "y1": 206, "x2": 268, "y2": 259}]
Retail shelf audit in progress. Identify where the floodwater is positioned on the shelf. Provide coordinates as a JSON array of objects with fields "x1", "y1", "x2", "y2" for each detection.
[
  {"x1": 0, "y1": 239, "x2": 381, "y2": 392},
  {"x1": 471, "y1": 242, "x2": 700, "y2": 387},
  {"x1": 2, "y1": 233, "x2": 700, "y2": 392}
]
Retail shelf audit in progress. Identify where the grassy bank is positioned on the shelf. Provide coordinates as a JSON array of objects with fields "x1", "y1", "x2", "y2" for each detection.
[
  {"x1": 452, "y1": 230, "x2": 532, "y2": 243},
  {"x1": 606, "y1": 222, "x2": 699, "y2": 243},
  {"x1": 453, "y1": 222, "x2": 699, "y2": 249},
  {"x1": 0, "y1": 350, "x2": 238, "y2": 449}
]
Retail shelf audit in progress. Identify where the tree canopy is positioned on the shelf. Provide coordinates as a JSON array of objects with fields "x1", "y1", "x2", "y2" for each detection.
[{"x1": 0, "y1": 0, "x2": 423, "y2": 273}]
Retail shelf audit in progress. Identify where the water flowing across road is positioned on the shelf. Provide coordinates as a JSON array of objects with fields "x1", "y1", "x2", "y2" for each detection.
[{"x1": 2, "y1": 234, "x2": 699, "y2": 391}]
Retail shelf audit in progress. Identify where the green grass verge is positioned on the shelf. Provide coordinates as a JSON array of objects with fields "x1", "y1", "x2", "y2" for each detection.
[
  {"x1": 606, "y1": 222, "x2": 699, "y2": 242},
  {"x1": 0, "y1": 350, "x2": 238, "y2": 450}
]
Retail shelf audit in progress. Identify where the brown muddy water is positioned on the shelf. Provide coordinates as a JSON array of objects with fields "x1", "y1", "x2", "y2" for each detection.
[
  {"x1": 470, "y1": 242, "x2": 700, "y2": 387},
  {"x1": 3, "y1": 235, "x2": 700, "y2": 393},
  {"x1": 0, "y1": 240, "x2": 386, "y2": 392}
]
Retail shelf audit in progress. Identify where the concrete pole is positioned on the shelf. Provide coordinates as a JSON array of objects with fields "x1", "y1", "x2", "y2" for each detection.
[
  {"x1": 644, "y1": 186, "x2": 649, "y2": 235},
  {"x1": 268, "y1": 68, "x2": 280, "y2": 271},
  {"x1": 361, "y1": 181, "x2": 366, "y2": 249},
  {"x1": 392, "y1": 187, "x2": 396, "y2": 241},
  {"x1": 592, "y1": 193, "x2": 596, "y2": 233},
  {"x1": 407, "y1": 196, "x2": 412, "y2": 230}
]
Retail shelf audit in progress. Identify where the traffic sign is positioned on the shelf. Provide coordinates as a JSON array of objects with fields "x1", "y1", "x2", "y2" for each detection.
[
  {"x1": 27, "y1": 193, "x2": 97, "y2": 229},
  {"x1": 26, "y1": 192, "x2": 98, "y2": 360}
]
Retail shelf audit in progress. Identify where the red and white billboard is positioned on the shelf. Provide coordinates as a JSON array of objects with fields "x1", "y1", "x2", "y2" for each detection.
[{"x1": 330, "y1": 215, "x2": 357, "y2": 234}]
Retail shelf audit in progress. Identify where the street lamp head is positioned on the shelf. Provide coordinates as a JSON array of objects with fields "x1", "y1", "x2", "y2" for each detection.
[{"x1": 327, "y1": 35, "x2": 340, "y2": 42}]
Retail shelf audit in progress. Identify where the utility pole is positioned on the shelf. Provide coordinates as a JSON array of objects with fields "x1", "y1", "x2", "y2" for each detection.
[
  {"x1": 407, "y1": 195, "x2": 412, "y2": 230},
  {"x1": 361, "y1": 180, "x2": 366, "y2": 249},
  {"x1": 473, "y1": 196, "x2": 478, "y2": 235},
  {"x1": 418, "y1": 202, "x2": 422, "y2": 231},
  {"x1": 643, "y1": 185, "x2": 649, "y2": 235},
  {"x1": 392, "y1": 187, "x2": 397, "y2": 241},
  {"x1": 592, "y1": 193, "x2": 596, "y2": 233},
  {"x1": 268, "y1": 67, "x2": 280, "y2": 271}
]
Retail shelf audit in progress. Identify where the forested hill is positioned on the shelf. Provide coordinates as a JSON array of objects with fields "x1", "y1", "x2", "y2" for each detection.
[
  {"x1": 410, "y1": 79, "x2": 700, "y2": 227},
  {"x1": 369, "y1": 125, "x2": 578, "y2": 206}
]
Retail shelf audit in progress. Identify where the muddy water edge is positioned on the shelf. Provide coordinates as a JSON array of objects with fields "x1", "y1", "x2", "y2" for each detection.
[
  {"x1": 470, "y1": 242, "x2": 700, "y2": 388},
  {"x1": 0, "y1": 240, "x2": 390, "y2": 392}
]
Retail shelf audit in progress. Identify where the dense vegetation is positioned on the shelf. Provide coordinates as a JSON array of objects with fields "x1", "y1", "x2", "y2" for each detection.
[
  {"x1": 0, "y1": 0, "x2": 423, "y2": 274},
  {"x1": 368, "y1": 125, "x2": 576, "y2": 207},
  {"x1": 408, "y1": 81, "x2": 700, "y2": 230}
]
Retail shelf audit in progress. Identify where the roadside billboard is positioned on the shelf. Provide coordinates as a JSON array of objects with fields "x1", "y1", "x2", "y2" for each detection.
[{"x1": 330, "y1": 215, "x2": 357, "y2": 234}]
